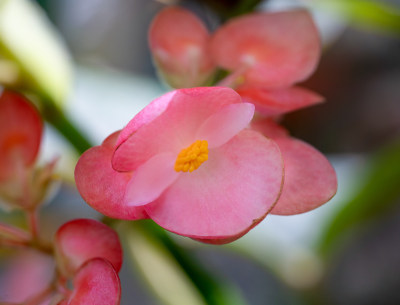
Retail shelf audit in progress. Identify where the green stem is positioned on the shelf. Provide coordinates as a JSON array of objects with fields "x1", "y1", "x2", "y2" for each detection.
[{"x1": 41, "y1": 100, "x2": 93, "y2": 154}]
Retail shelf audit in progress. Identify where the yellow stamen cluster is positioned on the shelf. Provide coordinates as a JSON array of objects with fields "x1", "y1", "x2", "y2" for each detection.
[{"x1": 174, "y1": 140, "x2": 208, "y2": 172}]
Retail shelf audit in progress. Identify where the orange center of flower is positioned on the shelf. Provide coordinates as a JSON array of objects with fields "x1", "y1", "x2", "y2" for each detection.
[{"x1": 174, "y1": 140, "x2": 208, "y2": 172}]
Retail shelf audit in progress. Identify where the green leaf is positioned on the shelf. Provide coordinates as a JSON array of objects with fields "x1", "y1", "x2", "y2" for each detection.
[
  {"x1": 317, "y1": 0, "x2": 400, "y2": 34},
  {"x1": 121, "y1": 220, "x2": 247, "y2": 305},
  {"x1": 319, "y1": 139, "x2": 400, "y2": 256}
]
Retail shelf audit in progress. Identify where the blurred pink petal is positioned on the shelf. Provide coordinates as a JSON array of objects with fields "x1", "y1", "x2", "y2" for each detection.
[
  {"x1": 0, "y1": 90, "x2": 42, "y2": 181},
  {"x1": 149, "y1": 6, "x2": 215, "y2": 88},
  {"x1": 0, "y1": 249, "x2": 54, "y2": 303},
  {"x1": 211, "y1": 10, "x2": 320, "y2": 88},
  {"x1": 55, "y1": 219, "x2": 122, "y2": 278}
]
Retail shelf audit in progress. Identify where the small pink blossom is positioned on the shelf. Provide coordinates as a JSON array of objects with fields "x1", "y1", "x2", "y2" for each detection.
[
  {"x1": 54, "y1": 219, "x2": 122, "y2": 304},
  {"x1": 0, "y1": 90, "x2": 57, "y2": 210},
  {"x1": 54, "y1": 218, "x2": 122, "y2": 278},
  {"x1": 0, "y1": 89, "x2": 42, "y2": 183},
  {"x1": 149, "y1": 7, "x2": 323, "y2": 117},
  {"x1": 75, "y1": 87, "x2": 284, "y2": 243},
  {"x1": 210, "y1": 10, "x2": 321, "y2": 88},
  {"x1": 149, "y1": 6, "x2": 215, "y2": 88}
]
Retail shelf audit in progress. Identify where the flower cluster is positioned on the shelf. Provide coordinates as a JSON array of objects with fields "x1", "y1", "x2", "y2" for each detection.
[
  {"x1": 0, "y1": 91, "x2": 122, "y2": 305},
  {"x1": 74, "y1": 6, "x2": 337, "y2": 244},
  {"x1": 148, "y1": 6, "x2": 338, "y2": 215}
]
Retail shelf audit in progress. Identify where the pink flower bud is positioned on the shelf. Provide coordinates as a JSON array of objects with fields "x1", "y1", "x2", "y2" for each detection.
[
  {"x1": 54, "y1": 219, "x2": 122, "y2": 278},
  {"x1": 149, "y1": 7, "x2": 216, "y2": 88}
]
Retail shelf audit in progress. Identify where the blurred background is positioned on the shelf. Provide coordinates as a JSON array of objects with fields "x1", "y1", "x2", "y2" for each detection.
[{"x1": 1, "y1": 0, "x2": 400, "y2": 304}]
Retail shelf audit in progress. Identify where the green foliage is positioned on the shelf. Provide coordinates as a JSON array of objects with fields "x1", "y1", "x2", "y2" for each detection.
[
  {"x1": 318, "y1": 0, "x2": 400, "y2": 34},
  {"x1": 123, "y1": 220, "x2": 248, "y2": 305},
  {"x1": 319, "y1": 138, "x2": 400, "y2": 256}
]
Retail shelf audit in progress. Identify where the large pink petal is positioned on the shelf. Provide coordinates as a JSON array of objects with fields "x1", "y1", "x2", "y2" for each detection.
[
  {"x1": 112, "y1": 87, "x2": 242, "y2": 172},
  {"x1": 68, "y1": 258, "x2": 121, "y2": 305},
  {"x1": 145, "y1": 129, "x2": 283, "y2": 241},
  {"x1": 149, "y1": 6, "x2": 215, "y2": 88},
  {"x1": 271, "y1": 137, "x2": 337, "y2": 215},
  {"x1": 196, "y1": 102, "x2": 255, "y2": 148},
  {"x1": 0, "y1": 90, "x2": 42, "y2": 181},
  {"x1": 211, "y1": 10, "x2": 320, "y2": 88},
  {"x1": 236, "y1": 86, "x2": 324, "y2": 117},
  {"x1": 55, "y1": 219, "x2": 122, "y2": 278},
  {"x1": 124, "y1": 152, "x2": 179, "y2": 206},
  {"x1": 75, "y1": 136, "x2": 148, "y2": 220}
]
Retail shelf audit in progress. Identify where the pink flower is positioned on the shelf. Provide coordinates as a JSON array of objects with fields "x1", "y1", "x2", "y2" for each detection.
[
  {"x1": 54, "y1": 218, "x2": 122, "y2": 278},
  {"x1": 210, "y1": 9, "x2": 324, "y2": 116},
  {"x1": 55, "y1": 219, "x2": 122, "y2": 304},
  {"x1": 148, "y1": 6, "x2": 215, "y2": 88},
  {"x1": 149, "y1": 7, "x2": 323, "y2": 116},
  {"x1": 0, "y1": 89, "x2": 42, "y2": 183},
  {"x1": 75, "y1": 87, "x2": 284, "y2": 243},
  {"x1": 210, "y1": 10, "x2": 320, "y2": 88}
]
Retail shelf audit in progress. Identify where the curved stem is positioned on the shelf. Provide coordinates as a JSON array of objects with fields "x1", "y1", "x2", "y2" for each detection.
[
  {"x1": 41, "y1": 98, "x2": 93, "y2": 155},
  {"x1": 27, "y1": 209, "x2": 39, "y2": 241}
]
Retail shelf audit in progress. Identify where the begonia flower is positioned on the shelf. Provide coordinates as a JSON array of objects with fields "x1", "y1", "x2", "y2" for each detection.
[
  {"x1": 251, "y1": 118, "x2": 337, "y2": 215},
  {"x1": 54, "y1": 218, "x2": 122, "y2": 278},
  {"x1": 149, "y1": 7, "x2": 323, "y2": 118},
  {"x1": 0, "y1": 89, "x2": 51, "y2": 210},
  {"x1": 210, "y1": 10, "x2": 321, "y2": 88},
  {"x1": 148, "y1": 6, "x2": 215, "y2": 88},
  {"x1": 75, "y1": 87, "x2": 284, "y2": 243}
]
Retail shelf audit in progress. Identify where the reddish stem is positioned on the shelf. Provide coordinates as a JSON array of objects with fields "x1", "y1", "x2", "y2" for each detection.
[
  {"x1": 0, "y1": 222, "x2": 31, "y2": 242},
  {"x1": 216, "y1": 64, "x2": 250, "y2": 88},
  {"x1": 26, "y1": 209, "x2": 39, "y2": 241}
]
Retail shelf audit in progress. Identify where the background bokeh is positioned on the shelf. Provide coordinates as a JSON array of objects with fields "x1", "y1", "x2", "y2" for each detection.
[{"x1": 1, "y1": 0, "x2": 400, "y2": 304}]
